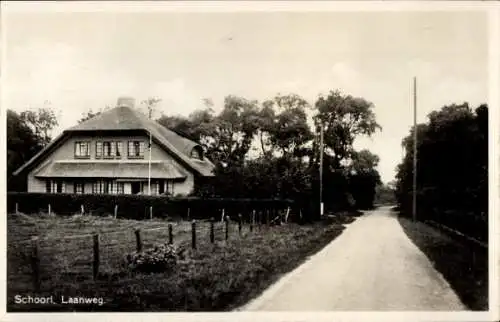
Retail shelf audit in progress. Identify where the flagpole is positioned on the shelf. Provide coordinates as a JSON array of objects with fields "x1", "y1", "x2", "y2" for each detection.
[{"x1": 412, "y1": 76, "x2": 417, "y2": 222}]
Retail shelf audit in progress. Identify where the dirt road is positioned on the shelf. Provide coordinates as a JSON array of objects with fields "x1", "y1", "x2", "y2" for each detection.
[{"x1": 243, "y1": 206, "x2": 466, "y2": 311}]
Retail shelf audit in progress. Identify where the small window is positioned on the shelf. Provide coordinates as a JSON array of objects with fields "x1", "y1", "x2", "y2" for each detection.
[
  {"x1": 74, "y1": 182, "x2": 84, "y2": 194},
  {"x1": 151, "y1": 182, "x2": 160, "y2": 195},
  {"x1": 97, "y1": 141, "x2": 122, "y2": 159},
  {"x1": 92, "y1": 181, "x2": 107, "y2": 194},
  {"x1": 46, "y1": 180, "x2": 65, "y2": 193},
  {"x1": 165, "y1": 180, "x2": 175, "y2": 195},
  {"x1": 139, "y1": 182, "x2": 159, "y2": 195},
  {"x1": 128, "y1": 141, "x2": 145, "y2": 158},
  {"x1": 190, "y1": 148, "x2": 203, "y2": 160},
  {"x1": 108, "y1": 181, "x2": 124, "y2": 194},
  {"x1": 75, "y1": 142, "x2": 90, "y2": 158}
]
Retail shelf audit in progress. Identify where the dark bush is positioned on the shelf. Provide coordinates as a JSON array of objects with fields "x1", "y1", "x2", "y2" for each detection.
[{"x1": 7, "y1": 192, "x2": 295, "y2": 221}]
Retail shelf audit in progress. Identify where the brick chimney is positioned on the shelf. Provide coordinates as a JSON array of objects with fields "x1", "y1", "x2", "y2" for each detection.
[{"x1": 117, "y1": 96, "x2": 136, "y2": 108}]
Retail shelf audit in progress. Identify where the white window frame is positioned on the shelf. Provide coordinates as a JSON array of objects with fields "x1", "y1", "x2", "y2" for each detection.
[
  {"x1": 74, "y1": 182, "x2": 84, "y2": 194},
  {"x1": 128, "y1": 141, "x2": 145, "y2": 158},
  {"x1": 75, "y1": 142, "x2": 90, "y2": 158},
  {"x1": 92, "y1": 181, "x2": 106, "y2": 194},
  {"x1": 46, "y1": 180, "x2": 65, "y2": 193}
]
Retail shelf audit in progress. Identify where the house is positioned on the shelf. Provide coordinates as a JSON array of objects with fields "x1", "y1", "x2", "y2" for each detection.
[{"x1": 12, "y1": 97, "x2": 215, "y2": 196}]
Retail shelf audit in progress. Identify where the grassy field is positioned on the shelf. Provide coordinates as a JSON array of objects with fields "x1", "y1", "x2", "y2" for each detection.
[
  {"x1": 7, "y1": 212, "x2": 353, "y2": 311},
  {"x1": 397, "y1": 215, "x2": 488, "y2": 311}
]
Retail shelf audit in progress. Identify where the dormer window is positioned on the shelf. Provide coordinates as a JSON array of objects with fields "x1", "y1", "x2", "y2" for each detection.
[
  {"x1": 75, "y1": 141, "x2": 90, "y2": 159},
  {"x1": 190, "y1": 147, "x2": 203, "y2": 160},
  {"x1": 128, "y1": 140, "x2": 145, "y2": 158},
  {"x1": 96, "y1": 141, "x2": 123, "y2": 159}
]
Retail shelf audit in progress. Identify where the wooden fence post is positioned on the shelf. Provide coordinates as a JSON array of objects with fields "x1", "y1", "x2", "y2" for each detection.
[
  {"x1": 15, "y1": 203, "x2": 19, "y2": 215},
  {"x1": 30, "y1": 237, "x2": 40, "y2": 291},
  {"x1": 81, "y1": 204, "x2": 85, "y2": 215},
  {"x1": 149, "y1": 206, "x2": 153, "y2": 220},
  {"x1": 114, "y1": 205, "x2": 118, "y2": 219},
  {"x1": 168, "y1": 224, "x2": 173, "y2": 244},
  {"x1": 93, "y1": 234, "x2": 100, "y2": 281},
  {"x1": 225, "y1": 216, "x2": 230, "y2": 240},
  {"x1": 250, "y1": 210, "x2": 255, "y2": 232},
  {"x1": 135, "y1": 229, "x2": 142, "y2": 252},
  {"x1": 220, "y1": 209, "x2": 225, "y2": 222},
  {"x1": 238, "y1": 214, "x2": 242, "y2": 236},
  {"x1": 210, "y1": 217, "x2": 215, "y2": 243},
  {"x1": 191, "y1": 220, "x2": 197, "y2": 250},
  {"x1": 285, "y1": 207, "x2": 290, "y2": 223},
  {"x1": 48, "y1": 204, "x2": 51, "y2": 216}
]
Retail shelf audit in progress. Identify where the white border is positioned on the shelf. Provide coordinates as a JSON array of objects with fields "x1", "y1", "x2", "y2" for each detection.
[
  {"x1": 488, "y1": 6, "x2": 500, "y2": 322},
  {"x1": 1, "y1": 1, "x2": 499, "y2": 322},
  {"x1": 0, "y1": 1, "x2": 497, "y2": 13}
]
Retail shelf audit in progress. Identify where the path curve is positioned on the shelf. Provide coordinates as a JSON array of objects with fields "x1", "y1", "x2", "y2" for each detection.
[{"x1": 242, "y1": 206, "x2": 466, "y2": 311}]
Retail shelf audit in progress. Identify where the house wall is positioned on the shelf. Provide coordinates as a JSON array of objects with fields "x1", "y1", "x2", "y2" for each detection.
[{"x1": 27, "y1": 133, "x2": 195, "y2": 195}]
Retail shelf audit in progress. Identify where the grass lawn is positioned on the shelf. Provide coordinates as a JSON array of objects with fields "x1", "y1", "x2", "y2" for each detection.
[
  {"x1": 397, "y1": 215, "x2": 488, "y2": 311},
  {"x1": 7, "y1": 212, "x2": 353, "y2": 312}
]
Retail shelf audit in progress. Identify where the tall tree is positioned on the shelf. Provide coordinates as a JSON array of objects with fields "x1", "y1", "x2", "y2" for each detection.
[
  {"x1": 395, "y1": 102, "x2": 488, "y2": 241},
  {"x1": 348, "y1": 149, "x2": 382, "y2": 209},
  {"x1": 254, "y1": 101, "x2": 276, "y2": 157},
  {"x1": 7, "y1": 110, "x2": 46, "y2": 190},
  {"x1": 157, "y1": 108, "x2": 215, "y2": 146},
  {"x1": 20, "y1": 107, "x2": 58, "y2": 146},
  {"x1": 264, "y1": 94, "x2": 313, "y2": 159},
  {"x1": 206, "y1": 95, "x2": 260, "y2": 167},
  {"x1": 314, "y1": 90, "x2": 381, "y2": 169}
]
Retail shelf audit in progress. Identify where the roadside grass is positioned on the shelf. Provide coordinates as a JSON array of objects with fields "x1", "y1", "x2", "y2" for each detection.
[
  {"x1": 7, "y1": 212, "x2": 354, "y2": 311},
  {"x1": 397, "y1": 215, "x2": 488, "y2": 311}
]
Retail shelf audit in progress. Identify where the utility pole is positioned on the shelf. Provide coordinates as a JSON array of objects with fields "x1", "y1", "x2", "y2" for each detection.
[
  {"x1": 148, "y1": 107, "x2": 152, "y2": 196},
  {"x1": 412, "y1": 76, "x2": 417, "y2": 222},
  {"x1": 319, "y1": 122, "x2": 324, "y2": 217}
]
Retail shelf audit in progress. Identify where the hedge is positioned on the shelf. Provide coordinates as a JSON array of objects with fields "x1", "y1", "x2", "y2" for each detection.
[{"x1": 7, "y1": 192, "x2": 295, "y2": 221}]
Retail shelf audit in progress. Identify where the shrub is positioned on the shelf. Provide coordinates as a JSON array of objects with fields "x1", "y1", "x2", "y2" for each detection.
[
  {"x1": 7, "y1": 192, "x2": 295, "y2": 221},
  {"x1": 124, "y1": 243, "x2": 178, "y2": 274}
]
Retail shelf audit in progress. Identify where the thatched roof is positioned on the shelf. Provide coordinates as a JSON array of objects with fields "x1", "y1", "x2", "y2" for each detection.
[
  {"x1": 34, "y1": 161, "x2": 187, "y2": 179},
  {"x1": 14, "y1": 103, "x2": 215, "y2": 177}
]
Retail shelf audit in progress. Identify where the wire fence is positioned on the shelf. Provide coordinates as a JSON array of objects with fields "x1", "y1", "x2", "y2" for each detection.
[{"x1": 8, "y1": 210, "x2": 290, "y2": 293}]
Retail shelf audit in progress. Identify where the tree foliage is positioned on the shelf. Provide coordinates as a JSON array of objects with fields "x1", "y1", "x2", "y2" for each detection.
[
  {"x1": 347, "y1": 149, "x2": 382, "y2": 209},
  {"x1": 7, "y1": 109, "x2": 53, "y2": 191},
  {"x1": 160, "y1": 92, "x2": 383, "y2": 218},
  {"x1": 395, "y1": 103, "x2": 487, "y2": 241},
  {"x1": 314, "y1": 90, "x2": 381, "y2": 168},
  {"x1": 19, "y1": 107, "x2": 58, "y2": 146}
]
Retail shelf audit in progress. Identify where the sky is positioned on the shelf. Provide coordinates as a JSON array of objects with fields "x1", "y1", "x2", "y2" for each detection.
[{"x1": 3, "y1": 8, "x2": 489, "y2": 183}]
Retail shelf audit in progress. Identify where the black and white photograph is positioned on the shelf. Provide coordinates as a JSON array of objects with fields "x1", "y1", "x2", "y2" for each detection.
[{"x1": 2, "y1": 1, "x2": 499, "y2": 320}]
